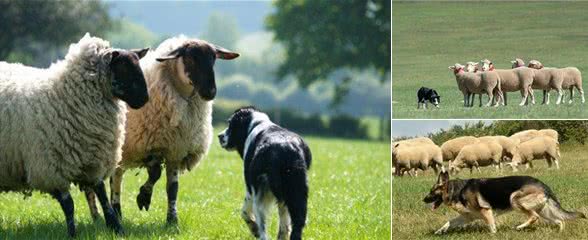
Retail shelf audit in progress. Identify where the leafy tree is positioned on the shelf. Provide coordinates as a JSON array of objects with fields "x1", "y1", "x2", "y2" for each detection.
[
  {"x1": 106, "y1": 19, "x2": 163, "y2": 50},
  {"x1": 0, "y1": 0, "x2": 111, "y2": 65},
  {"x1": 266, "y1": 0, "x2": 391, "y2": 92}
]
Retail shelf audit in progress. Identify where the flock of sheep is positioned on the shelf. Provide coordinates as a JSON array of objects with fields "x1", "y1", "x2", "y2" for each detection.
[
  {"x1": 450, "y1": 58, "x2": 583, "y2": 107},
  {"x1": 0, "y1": 33, "x2": 239, "y2": 237},
  {"x1": 392, "y1": 129, "x2": 560, "y2": 176}
]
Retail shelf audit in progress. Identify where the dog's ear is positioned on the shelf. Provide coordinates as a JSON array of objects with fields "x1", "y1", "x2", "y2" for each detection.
[{"x1": 440, "y1": 171, "x2": 449, "y2": 184}]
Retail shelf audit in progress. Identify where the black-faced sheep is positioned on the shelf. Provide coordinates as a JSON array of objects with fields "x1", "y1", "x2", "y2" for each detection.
[
  {"x1": 0, "y1": 33, "x2": 149, "y2": 237},
  {"x1": 85, "y1": 35, "x2": 239, "y2": 225}
]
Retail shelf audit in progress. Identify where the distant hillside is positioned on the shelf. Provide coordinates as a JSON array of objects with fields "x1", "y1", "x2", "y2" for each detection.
[{"x1": 107, "y1": 1, "x2": 273, "y2": 36}]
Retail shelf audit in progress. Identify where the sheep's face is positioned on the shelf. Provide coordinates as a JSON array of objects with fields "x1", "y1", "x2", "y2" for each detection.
[
  {"x1": 528, "y1": 60, "x2": 544, "y2": 69},
  {"x1": 109, "y1": 48, "x2": 150, "y2": 109},
  {"x1": 479, "y1": 59, "x2": 494, "y2": 71},
  {"x1": 511, "y1": 58, "x2": 525, "y2": 69},
  {"x1": 448, "y1": 64, "x2": 464, "y2": 75},
  {"x1": 464, "y1": 62, "x2": 478, "y2": 73},
  {"x1": 156, "y1": 40, "x2": 239, "y2": 101}
]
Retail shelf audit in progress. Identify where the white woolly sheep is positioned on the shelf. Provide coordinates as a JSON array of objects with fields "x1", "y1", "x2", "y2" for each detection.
[
  {"x1": 0, "y1": 33, "x2": 150, "y2": 237},
  {"x1": 449, "y1": 141, "x2": 503, "y2": 174},
  {"x1": 510, "y1": 129, "x2": 559, "y2": 143},
  {"x1": 479, "y1": 59, "x2": 535, "y2": 106},
  {"x1": 449, "y1": 63, "x2": 502, "y2": 107},
  {"x1": 512, "y1": 58, "x2": 565, "y2": 105},
  {"x1": 478, "y1": 135, "x2": 521, "y2": 171},
  {"x1": 513, "y1": 136, "x2": 561, "y2": 169},
  {"x1": 85, "y1": 35, "x2": 240, "y2": 225},
  {"x1": 393, "y1": 137, "x2": 435, "y2": 147},
  {"x1": 392, "y1": 144, "x2": 443, "y2": 176},
  {"x1": 528, "y1": 60, "x2": 585, "y2": 104},
  {"x1": 463, "y1": 61, "x2": 485, "y2": 107},
  {"x1": 440, "y1": 136, "x2": 480, "y2": 162}
]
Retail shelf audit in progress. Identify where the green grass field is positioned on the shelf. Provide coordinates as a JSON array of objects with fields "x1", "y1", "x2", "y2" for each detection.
[
  {"x1": 392, "y1": 143, "x2": 588, "y2": 239},
  {"x1": 392, "y1": 2, "x2": 588, "y2": 119},
  {"x1": 0, "y1": 130, "x2": 390, "y2": 239}
]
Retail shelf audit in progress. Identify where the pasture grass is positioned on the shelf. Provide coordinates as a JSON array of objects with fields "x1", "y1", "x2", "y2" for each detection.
[
  {"x1": 392, "y1": 143, "x2": 588, "y2": 239},
  {"x1": 392, "y1": 1, "x2": 588, "y2": 119},
  {"x1": 0, "y1": 129, "x2": 390, "y2": 239}
]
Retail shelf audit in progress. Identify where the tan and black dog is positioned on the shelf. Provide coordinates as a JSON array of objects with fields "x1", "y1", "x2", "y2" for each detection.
[{"x1": 423, "y1": 171, "x2": 585, "y2": 234}]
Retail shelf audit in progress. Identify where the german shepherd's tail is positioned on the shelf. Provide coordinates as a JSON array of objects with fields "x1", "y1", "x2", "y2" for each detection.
[{"x1": 542, "y1": 188, "x2": 586, "y2": 220}]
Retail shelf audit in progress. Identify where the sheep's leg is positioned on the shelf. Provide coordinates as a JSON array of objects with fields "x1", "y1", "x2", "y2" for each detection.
[
  {"x1": 51, "y1": 190, "x2": 76, "y2": 237},
  {"x1": 463, "y1": 93, "x2": 468, "y2": 107},
  {"x1": 519, "y1": 88, "x2": 529, "y2": 106},
  {"x1": 542, "y1": 90, "x2": 547, "y2": 104},
  {"x1": 485, "y1": 91, "x2": 495, "y2": 107},
  {"x1": 111, "y1": 168, "x2": 125, "y2": 218},
  {"x1": 545, "y1": 90, "x2": 551, "y2": 105},
  {"x1": 579, "y1": 87, "x2": 585, "y2": 103},
  {"x1": 556, "y1": 88, "x2": 564, "y2": 105},
  {"x1": 569, "y1": 88, "x2": 574, "y2": 104},
  {"x1": 479, "y1": 94, "x2": 483, "y2": 107},
  {"x1": 166, "y1": 167, "x2": 180, "y2": 225},
  {"x1": 83, "y1": 188, "x2": 100, "y2": 221},
  {"x1": 137, "y1": 155, "x2": 163, "y2": 211},
  {"x1": 94, "y1": 181, "x2": 124, "y2": 235},
  {"x1": 529, "y1": 88, "x2": 536, "y2": 105},
  {"x1": 504, "y1": 92, "x2": 508, "y2": 106}
]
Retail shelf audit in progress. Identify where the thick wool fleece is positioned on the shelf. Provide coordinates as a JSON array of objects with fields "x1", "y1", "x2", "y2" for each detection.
[
  {"x1": 0, "y1": 34, "x2": 126, "y2": 192},
  {"x1": 121, "y1": 35, "x2": 213, "y2": 171}
]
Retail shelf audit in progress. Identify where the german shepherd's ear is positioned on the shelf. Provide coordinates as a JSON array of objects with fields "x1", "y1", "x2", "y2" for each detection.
[{"x1": 437, "y1": 171, "x2": 449, "y2": 185}]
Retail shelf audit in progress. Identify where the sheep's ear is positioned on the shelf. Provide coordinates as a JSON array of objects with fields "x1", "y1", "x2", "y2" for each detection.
[
  {"x1": 156, "y1": 46, "x2": 184, "y2": 62},
  {"x1": 132, "y1": 48, "x2": 149, "y2": 59},
  {"x1": 102, "y1": 50, "x2": 120, "y2": 64},
  {"x1": 510, "y1": 60, "x2": 517, "y2": 64},
  {"x1": 448, "y1": 66, "x2": 455, "y2": 70},
  {"x1": 214, "y1": 45, "x2": 239, "y2": 60}
]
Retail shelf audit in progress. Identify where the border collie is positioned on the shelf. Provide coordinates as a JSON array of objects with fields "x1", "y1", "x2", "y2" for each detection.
[
  {"x1": 417, "y1": 87, "x2": 441, "y2": 109},
  {"x1": 218, "y1": 107, "x2": 311, "y2": 240}
]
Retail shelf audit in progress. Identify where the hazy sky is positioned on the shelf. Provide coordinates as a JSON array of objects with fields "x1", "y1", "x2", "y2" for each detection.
[{"x1": 392, "y1": 120, "x2": 494, "y2": 138}]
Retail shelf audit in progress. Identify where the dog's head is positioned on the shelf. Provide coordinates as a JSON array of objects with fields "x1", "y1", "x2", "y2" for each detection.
[
  {"x1": 423, "y1": 171, "x2": 449, "y2": 210},
  {"x1": 218, "y1": 107, "x2": 270, "y2": 155},
  {"x1": 428, "y1": 89, "x2": 440, "y2": 107}
]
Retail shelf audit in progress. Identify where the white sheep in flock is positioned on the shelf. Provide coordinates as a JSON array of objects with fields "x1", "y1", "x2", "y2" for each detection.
[
  {"x1": 510, "y1": 129, "x2": 559, "y2": 143},
  {"x1": 449, "y1": 63, "x2": 502, "y2": 107},
  {"x1": 528, "y1": 60, "x2": 584, "y2": 104},
  {"x1": 440, "y1": 136, "x2": 480, "y2": 162},
  {"x1": 511, "y1": 58, "x2": 564, "y2": 105},
  {"x1": 479, "y1": 59, "x2": 535, "y2": 106},
  {"x1": 0, "y1": 33, "x2": 149, "y2": 237},
  {"x1": 392, "y1": 141, "x2": 444, "y2": 176},
  {"x1": 449, "y1": 141, "x2": 504, "y2": 174},
  {"x1": 85, "y1": 35, "x2": 239, "y2": 225},
  {"x1": 478, "y1": 135, "x2": 521, "y2": 171},
  {"x1": 513, "y1": 136, "x2": 561, "y2": 169}
]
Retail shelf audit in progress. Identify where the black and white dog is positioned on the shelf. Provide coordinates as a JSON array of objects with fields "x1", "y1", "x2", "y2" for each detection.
[
  {"x1": 417, "y1": 87, "x2": 441, "y2": 109},
  {"x1": 218, "y1": 107, "x2": 311, "y2": 240}
]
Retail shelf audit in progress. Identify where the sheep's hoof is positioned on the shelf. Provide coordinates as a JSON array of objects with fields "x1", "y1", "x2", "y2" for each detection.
[
  {"x1": 137, "y1": 186, "x2": 152, "y2": 211},
  {"x1": 112, "y1": 203, "x2": 122, "y2": 218},
  {"x1": 167, "y1": 214, "x2": 179, "y2": 226}
]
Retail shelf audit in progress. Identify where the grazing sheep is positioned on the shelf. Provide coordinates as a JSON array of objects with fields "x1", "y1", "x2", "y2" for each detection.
[
  {"x1": 449, "y1": 63, "x2": 501, "y2": 107},
  {"x1": 479, "y1": 59, "x2": 535, "y2": 106},
  {"x1": 449, "y1": 141, "x2": 503, "y2": 174},
  {"x1": 478, "y1": 136, "x2": 521, "y2": 171},
  {"x1": 393, "y1": 137, "x2": 435, "y2": 147},
  {"x1": 528, "y1": 60, "x2": 585, "y2": 104},
  {"x1": 513, "y1": 136, "x2": 561, "y2": 169},
  {"x1": 510, "y1": 129, "x2": 559, "y2": 143},
  {"x1": 512, "y1": 58, "x2": 564, "y2": 104},
  {"x1": 440, "y1": 136, "x2": 480, "y2": 162},
  {"x1": 392, "y1": 144, "x2": 443, "y2": 176},
  {"x1": 85, "y1": 35, "x2": 240, "y2": 225},
  {"x1": 0, "y1": 33, "x2": 149, "y2": 237}
]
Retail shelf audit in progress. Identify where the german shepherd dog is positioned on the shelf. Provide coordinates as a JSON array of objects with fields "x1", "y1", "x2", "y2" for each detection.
[{"x1": 423, "y1": 171, "x2": 585, "y2": 234}]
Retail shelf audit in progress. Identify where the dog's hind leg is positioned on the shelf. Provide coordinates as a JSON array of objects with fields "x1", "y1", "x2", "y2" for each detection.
[
  {"x1": 434, "y1": 215, "x2": 474, "y2": 235},
  {"x1": 252, "y1": 189, "x2": 271, "y2": 240},
  {"x1": 511, "y1": 190, "x2": 541, "y2": 230},
  {"x1": 277, "y1": 202, "x2": 292, "y2": 240},
  {"x1": 241, "y1": 193, "x2": 259, "y2": 238}
]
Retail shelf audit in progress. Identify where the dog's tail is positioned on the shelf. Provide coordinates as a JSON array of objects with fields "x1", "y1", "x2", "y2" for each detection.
[{"x1": 542, "y1": 189, "x2": 586, "y2": 220}]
